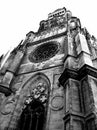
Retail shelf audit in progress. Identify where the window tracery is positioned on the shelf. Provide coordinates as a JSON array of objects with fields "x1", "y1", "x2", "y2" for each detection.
[
  {"x1": 29, "y1": 42, "x2": 59, "y2": 63},
  {"x1": 18, "y1": 100, "x2": 45, "y2": 130},
  {"x1": 25, "y1": 82, "x2": 47, "y2": 105},
  {"x1": 18, "y1": 82, "x2": 48, "y2": 130}
]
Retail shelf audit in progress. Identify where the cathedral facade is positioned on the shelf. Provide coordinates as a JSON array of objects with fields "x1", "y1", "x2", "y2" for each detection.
[{"x1": 0, "y1": 7, "x2": 97, "y2": 130}]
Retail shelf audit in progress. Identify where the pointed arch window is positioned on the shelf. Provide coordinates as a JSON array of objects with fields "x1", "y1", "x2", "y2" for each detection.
[
  {"x1": 17, "y1": 73, "x2": 50, "y2": 130},
  {"x1": 18, "y1": 100, "x2": 45, "y2": 130}
]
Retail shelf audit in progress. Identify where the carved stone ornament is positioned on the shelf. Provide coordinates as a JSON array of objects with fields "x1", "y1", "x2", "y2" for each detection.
[
  {"x1": 50, "y1": 95, "x2": 64, "y2": 111},
  {"x1": 29, "y1": 41, "x2": 59, "y2": 63},
  {"x1": 24, "y1": 82, "x2": 47, "y2": 106},
  {"x1": 1, "y1": 101, "x2": 14, "y2": 115}
]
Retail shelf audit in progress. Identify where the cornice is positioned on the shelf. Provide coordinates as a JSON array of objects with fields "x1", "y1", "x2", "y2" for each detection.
[{"x1": 59, "y1": 64, "x2": 97, "y2": 86}]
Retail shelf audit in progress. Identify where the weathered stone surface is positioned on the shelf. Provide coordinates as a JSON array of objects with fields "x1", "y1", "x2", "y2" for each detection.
[{"x1": 0, "y1": 7, "x2": 97, "y2": 130}]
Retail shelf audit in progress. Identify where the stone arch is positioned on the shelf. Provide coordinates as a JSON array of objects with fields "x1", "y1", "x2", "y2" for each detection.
[
  {"x1": 21, "y1": 72, "x2": 51, "y2": 102},
  {"x1": 13, "y1": 72, "x2": 51, "y2": 130},
  {"x1": 21, "y1": 72, "x2": 50, "y2": 96},
  {"x1": 23, "y1": 72, "x2": 50, "y2": 86}
]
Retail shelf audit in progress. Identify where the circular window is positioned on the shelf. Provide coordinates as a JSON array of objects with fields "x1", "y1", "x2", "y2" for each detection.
[{"x1": 29, "y1": 41, "x2": 59, "y2": 63}]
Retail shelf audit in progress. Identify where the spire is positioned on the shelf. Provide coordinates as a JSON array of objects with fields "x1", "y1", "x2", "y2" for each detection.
[{"x1": 0, "y1": 49, "x2": 11, "y2": 69}]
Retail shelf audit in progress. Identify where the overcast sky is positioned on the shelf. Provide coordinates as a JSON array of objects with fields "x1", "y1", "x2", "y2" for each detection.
[{"x1": 0, "y1": 0, "x2": 97, "y2": 55}]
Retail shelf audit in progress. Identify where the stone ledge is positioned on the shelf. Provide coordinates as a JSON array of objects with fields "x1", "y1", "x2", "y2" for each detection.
[
  {"x1": 78, "y1": 64, "x2": 97, "y2": 80},
  {"x1": 0, "y1": 83, "x2": 12, "y2": 96},
  {"x1": 63, "y1": 113, "x2": 85, "y2": 122},
  {"x1": 59, "y1": 68, "x2": 78, "y2": 85},
  {"x1": 59, "y1": 64, "x2": 97, "y2": 86},
  {"x1": 27, "y1": 31, "x2": 67, "y2": 47}
]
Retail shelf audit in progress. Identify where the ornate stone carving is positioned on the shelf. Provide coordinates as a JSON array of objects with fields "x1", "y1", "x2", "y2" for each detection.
[
  {"x1": 1, "y1": 101, "x2": 14, "y2": 115},
  {"x1": 24, "y1": 82, "x2": 47, "y2": 107},
  {"x1": 50, "y1": 95, "x2": 64, "y2": 110}
]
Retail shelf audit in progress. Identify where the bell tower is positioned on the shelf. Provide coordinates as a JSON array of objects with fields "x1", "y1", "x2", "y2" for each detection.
[{"x1": 0, "y1": 7, "x2": 97, "y2": 130}]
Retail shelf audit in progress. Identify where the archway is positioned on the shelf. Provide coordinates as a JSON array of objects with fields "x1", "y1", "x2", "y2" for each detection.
[
  {"x1": 17, "y1": 73, "x2": 50, "y2": 130},
  {"x1": 18, "y1": 99, "x2": 45, "y2": 130}
]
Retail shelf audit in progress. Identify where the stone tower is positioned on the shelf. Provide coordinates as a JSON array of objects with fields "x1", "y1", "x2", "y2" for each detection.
[{"x1": 0, "y1": 7, "x2": 97, "y2": 130}]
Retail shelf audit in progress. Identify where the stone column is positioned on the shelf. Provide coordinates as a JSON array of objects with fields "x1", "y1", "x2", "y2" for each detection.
[
  {"x1": 59, "y1": 69, "x2": 85, "y2": 130},
  {"x1": 63, "y1": 32, "x2": 77, "y2": 71},
  {"x1": 75, "y1": 31, "x2": 93, "y2": 68},
  {"x1": 0, "y1": 47, "x2": 26, "y2": 96},
  {"x1": 59, "y1": 63, "x2": 97, "y2": 130},
  {"x1": 74, "y1": 30, "x2": 97, "y2": 129},
  {"x1": 79, "y1": 65, "x2": 97, "y2": 130},
  {"x1": 58, "y1": 29, "x2": 96, "y2": 130}
]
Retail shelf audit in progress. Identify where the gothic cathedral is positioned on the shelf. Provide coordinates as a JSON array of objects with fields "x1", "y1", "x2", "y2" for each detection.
[{"x1": 0, "y1": 7, "x2": 97, "y2": 130}]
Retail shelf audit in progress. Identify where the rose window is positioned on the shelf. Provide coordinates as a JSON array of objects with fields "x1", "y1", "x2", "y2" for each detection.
[{"x1": 29, "y1": 41, "x2": 59, "y2": 63}]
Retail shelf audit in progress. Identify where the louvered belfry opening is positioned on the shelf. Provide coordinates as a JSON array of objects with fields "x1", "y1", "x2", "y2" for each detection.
[{"x1": 18, "y1": 100, "x2": 45, "y2": 130}]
